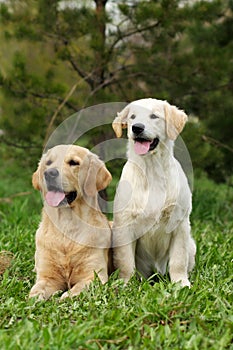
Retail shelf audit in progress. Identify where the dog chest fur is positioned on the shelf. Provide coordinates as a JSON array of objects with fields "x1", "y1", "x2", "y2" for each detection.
[{"x1": 34, "y1": 210, "x2": 108, "y2": 287}]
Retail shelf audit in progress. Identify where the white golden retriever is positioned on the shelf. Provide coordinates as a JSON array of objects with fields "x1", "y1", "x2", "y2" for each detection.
[
  {"x1": 29, "y1": 145, "x2": 112, "y2": 300},
  {"x1": 112, "y1": 98, "x2": 196, "y2": 287}
]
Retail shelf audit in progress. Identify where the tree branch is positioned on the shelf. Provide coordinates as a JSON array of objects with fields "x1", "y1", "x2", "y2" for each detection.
[
  {"x1": 87, "y1": 70, "x2": 147, "y2": 100},
  {"x1": 68, "y1": 55, "x2": 95, "y2": 89},
  {"x1": 107, "y1": 21, "x2": 161, "y2": 60},
  {"x1": 0, "y1": 84, "x2": 79, "y2": 113},
  {"x1": 1, "y1": 137, "x2": 40, "y2": 149},
  {"x1": 202, "y1": 135, "x2": 233, "y2": 153},
  {"x1": 29, "y1": 91, "x2": 79, "y2": 112},
  {"x1": 43, "y1": 82, "x2": 80, "y2": 147}
]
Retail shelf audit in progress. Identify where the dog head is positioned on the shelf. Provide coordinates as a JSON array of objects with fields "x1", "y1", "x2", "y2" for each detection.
[
  {"x1": 32, "y1": 145, "x2": 112, "y2": 207},
  {"x1": 112, "y1": 98, "x2": 188, "y2": 155}
]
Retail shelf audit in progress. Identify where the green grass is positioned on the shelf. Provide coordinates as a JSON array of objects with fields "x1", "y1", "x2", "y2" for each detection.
[{"x1": 0, "y1": 164, "x2": 232, "y2": 349}]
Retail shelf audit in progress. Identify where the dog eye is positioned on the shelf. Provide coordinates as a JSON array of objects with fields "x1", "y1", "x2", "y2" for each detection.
[
  {"x1": 150, "y1": 114, "x2": 159, "y2": 119},
  {"x1": 46, "y1": 160, "x2": 52, "y2": 166},
  {"x1": 68, "y1": 160, "x2": 80, "y2": 166},
  {"x1": 130, "y1": 114, "x2": 136, "y2": 119}
]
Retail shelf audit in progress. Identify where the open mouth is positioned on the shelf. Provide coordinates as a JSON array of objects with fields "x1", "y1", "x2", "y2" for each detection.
[
  {"x1": 45, "y1": 189, "x2": 77, "y2": 207},
  {"x1": 134, "y1": 137, "x2": 160, "y2": 155}
]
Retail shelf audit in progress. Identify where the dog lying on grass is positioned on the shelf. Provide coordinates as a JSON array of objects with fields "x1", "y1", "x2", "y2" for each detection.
[
  {"x1": 112, "y1": 98, "x2": 196, "y2": 287},
  {"x1": 29, "y1": 144, "x2": 112, "y2": 300}
]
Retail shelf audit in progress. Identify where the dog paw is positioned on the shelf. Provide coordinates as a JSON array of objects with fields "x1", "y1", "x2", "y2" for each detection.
[
  {"x1": 180, "y1": 279, "x2": 191, "y2": 288},
  {"x1": 175, "y1": 278, "x2": 190, "y2": 288},
  {"x1": 171, "y1": 276, "x2": 191, "y2": 288},
  {"x1": 60, "y1": 291, "x2": 71, "y2": 300},
  {"x1": 29, "y1": 290, "x2": 47, "y2": 300}
]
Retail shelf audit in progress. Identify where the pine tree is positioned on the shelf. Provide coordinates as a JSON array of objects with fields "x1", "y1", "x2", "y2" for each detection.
[{"x1": 0, "y1": 0, "x2": 232, "y2": 180}]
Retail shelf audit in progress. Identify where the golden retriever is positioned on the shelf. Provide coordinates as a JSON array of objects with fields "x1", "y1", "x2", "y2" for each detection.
[
  {"x1": 29, "y1": 144, "x2": 112, "y2": 300},
  {"x1": 112, "y1": 98, "x2": 196, "y2": 287}
]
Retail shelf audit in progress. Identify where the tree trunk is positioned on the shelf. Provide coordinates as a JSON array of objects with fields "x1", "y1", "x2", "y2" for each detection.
[{"x1": 93, "y1": 0, "x2": 108, "y2": 88}]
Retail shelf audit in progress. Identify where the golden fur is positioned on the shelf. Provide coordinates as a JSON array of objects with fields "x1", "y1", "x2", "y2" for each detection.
[{"x1": 29, "y1": 144, "x2": 112, "y2": 300}]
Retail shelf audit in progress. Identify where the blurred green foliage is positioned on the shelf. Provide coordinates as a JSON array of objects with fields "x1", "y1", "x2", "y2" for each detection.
[{"x1": 0, "y1": 0, "x2": 232, "y2": 182}]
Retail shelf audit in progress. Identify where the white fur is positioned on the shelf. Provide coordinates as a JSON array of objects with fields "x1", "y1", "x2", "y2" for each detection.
[{"x1": 112, "y1": 98, "x2": 196, "y2": 287}]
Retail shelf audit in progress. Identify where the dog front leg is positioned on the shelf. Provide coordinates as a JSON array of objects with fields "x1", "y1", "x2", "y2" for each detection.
[
  {"x1": 60, "y1": 267, "x2": 108, "y2": 300},
  {"x1": 60, "y1": 279, "x2": 93, "y2": 300},
  {"x1": 29, "y1": 278, "x2": 66, "y2": 300},
  {"x1": 169, "y1": 220, "x2": 194, "y2": 287},
  {"x1": 113, "y1": 242, "x2": 136, "y2": 283}
]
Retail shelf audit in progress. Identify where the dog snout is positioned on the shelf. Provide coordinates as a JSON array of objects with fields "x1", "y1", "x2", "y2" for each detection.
[
  {"x1": 44, "y1": 168, "x2": 59, "y2": 181},
  {"x1": 132, "y1": 123, "x2": 145, "y2": 136}
]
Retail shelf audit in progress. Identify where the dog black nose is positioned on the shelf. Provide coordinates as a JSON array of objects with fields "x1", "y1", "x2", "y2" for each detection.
[
  {"x1": 44, "y1": 168, "x2": 59, "y2": 180},
  {"x1": 132, "y1": 123, "x2": 145, "y2": 136}
]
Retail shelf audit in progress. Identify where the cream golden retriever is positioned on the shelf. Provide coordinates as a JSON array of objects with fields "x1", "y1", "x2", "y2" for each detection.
[
  {"x1": 112, "y1": 98, "x2": 196, "y2": 287},
  {"x1": 29, "y1": 144, "x2": 112, "y2": 300}
]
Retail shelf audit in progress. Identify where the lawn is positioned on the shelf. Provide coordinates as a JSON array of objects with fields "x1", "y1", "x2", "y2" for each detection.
[{"x1": 0, "y1": 161, "x2": 232, "y2": 349}]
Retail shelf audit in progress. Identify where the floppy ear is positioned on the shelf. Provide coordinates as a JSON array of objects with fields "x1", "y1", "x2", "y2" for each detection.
[
  {"x1": 112, "y1": 106, "x2": 129, "y2": 138},
  {"x1": 84, "y1": 155, "x2": 112, "y2": 197},
  {"x1": 164, "y1": 102, "x2": 188, "y2": 140},
  {"x1": 32, "y1": 169, "x2": 41, "y2": 191}
]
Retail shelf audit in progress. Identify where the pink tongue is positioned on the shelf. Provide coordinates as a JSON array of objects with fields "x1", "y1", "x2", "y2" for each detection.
[
  {"x1": 134, "y1": 141, "x2": 151, "y2": 155},
  {"x1": 45, "y1": 191, "x2": 65, "y2": 207}
]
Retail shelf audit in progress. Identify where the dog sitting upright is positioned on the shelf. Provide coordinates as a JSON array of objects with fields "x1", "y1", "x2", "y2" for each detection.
[
  {"x1": 112, "y1": 98, "x2": 196, "y2": 287},
  {"x1": 29, "y1": 144, "x2": 112, "y2": 300}
]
